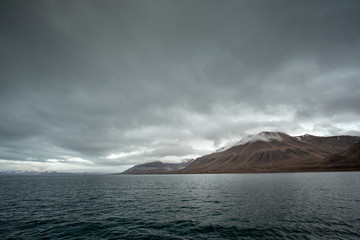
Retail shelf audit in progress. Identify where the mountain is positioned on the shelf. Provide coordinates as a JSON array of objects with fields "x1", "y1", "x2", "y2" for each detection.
[
  {"x1": 177, "y1": 132, "x2": 360, "y2": 173},
  {"x1": 322, "y1": 141, "x2": 360, "y2": 170},
  {"x1": 121, "y1": 160, "x2": 194, "y2": 174}
]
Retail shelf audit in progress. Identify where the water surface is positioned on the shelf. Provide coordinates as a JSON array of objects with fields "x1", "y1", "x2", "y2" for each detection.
[{"x1": 1, "y1": 172, "x2": 360, "y2": 239}]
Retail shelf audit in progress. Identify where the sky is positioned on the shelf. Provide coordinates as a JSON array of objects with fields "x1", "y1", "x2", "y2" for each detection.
[{"x1": 1, "y1": 0, "x2": 360, "y2": 173}]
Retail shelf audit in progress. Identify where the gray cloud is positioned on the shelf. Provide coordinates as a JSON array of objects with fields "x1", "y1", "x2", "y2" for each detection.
[{"x1": 1, "y1": 0, "x2": 360, "y2": 172}]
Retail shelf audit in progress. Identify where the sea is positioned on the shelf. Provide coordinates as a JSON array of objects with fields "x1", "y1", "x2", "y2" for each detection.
[{"x1": 1, "y1": 172, "x2": 360, "y2": 239}]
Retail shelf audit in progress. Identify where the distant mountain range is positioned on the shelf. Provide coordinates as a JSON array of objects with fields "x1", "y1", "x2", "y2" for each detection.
[
  {"x1": 121, "y1": 160, "x2": 194, "y2": 174},
  {"x1": 121, "y1": 132, "x2": 360, "y2": 174},
  {"x1": 0, "y1": 171, "x2": 98, "y2": 175}
]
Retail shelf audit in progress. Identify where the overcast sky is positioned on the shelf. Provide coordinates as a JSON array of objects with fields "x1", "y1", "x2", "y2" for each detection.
[{"x1": 1, "y1": 0, "x2": 360, "y2": 173}]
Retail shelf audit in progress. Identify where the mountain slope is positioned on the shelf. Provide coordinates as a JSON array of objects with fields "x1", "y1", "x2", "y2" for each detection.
[
  {"x1": 121, "y1": 160, "x2": 194, "y2": 174},
  {"x1": 178, "y1": 132, "x2": 360, "y2": 173},
  {"x1": 322, "y1": 141, "x2": 360, "y2": 170}
]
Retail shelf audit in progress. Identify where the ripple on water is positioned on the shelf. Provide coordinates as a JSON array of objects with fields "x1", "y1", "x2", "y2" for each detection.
[{"x1": 0, "y1": 173, "x2": 360, "y2": 239}]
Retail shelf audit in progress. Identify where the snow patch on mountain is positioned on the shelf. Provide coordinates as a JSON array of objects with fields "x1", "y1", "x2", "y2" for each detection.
[{"x1": 216, "y1": 132, "x2": 283, "y2": 153}]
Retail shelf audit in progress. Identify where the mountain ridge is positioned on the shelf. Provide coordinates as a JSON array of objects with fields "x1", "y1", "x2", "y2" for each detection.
[
  {"x1": 120, "y1": 159, "x2": 194, "y2": 174},
  {"x1": 120, "y1": 132, "x2": 360, "y2": 174},
  {"x1": 177, "y1": 132, "x2": 360, "y2": 173}
]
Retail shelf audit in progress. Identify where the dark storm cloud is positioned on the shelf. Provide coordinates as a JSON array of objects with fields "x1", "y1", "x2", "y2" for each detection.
[{"x1": 1, "y1": 0, "x2": 360, "y2": 172}]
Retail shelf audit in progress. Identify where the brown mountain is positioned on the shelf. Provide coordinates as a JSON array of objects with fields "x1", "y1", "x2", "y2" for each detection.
[
  {"x1": 322, "y1": 141, "x2": 360, "y2": 171},
  {"x1": 177, "y1": 132, "x2": 360, "y2": 173},
  {"x1": 121, "y1": 160, "x2": 194, "y2": 174}
]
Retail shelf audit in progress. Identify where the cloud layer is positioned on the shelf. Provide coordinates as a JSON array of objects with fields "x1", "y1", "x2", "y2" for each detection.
[{"x1": 1, "y1": 0, "x2": 360, "y2": 172}]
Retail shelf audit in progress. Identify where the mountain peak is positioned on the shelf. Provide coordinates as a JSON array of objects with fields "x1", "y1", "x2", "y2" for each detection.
[
  {"x1": 258, "y1": 131, "x2": 288, "y2": 137},
  {"x1": 245, "y1": 131, "x2": 284, "y2": 143},
  {"x1": 216, "y1": 131, "x2": 284, "y2": 153}
]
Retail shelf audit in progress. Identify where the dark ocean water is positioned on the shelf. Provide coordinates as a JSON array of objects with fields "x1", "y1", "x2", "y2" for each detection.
[{"x1": 1, "y1": 172, "x2": 360, "y2": 239}]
